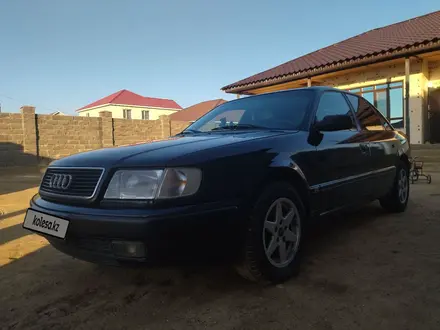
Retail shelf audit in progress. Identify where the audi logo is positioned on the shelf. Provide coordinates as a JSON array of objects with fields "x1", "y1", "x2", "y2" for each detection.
[{"x1": 49, "y1": 174, "x2": 73, "y2": 190}]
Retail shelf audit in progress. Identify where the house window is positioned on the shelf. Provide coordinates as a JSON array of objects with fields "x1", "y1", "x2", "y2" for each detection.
[
  {"x1": 123, "y1": 109, "x2": 132, "y2": 119},
  {"x1": 347, "y1": 82, "x2": 404, "y2": 128},
  {"x1": 86, "y1": 113, "x2": 90, "y2": 117},
  {"x1": 142, "y1": 110, "x2": 150, "y2": 120}
]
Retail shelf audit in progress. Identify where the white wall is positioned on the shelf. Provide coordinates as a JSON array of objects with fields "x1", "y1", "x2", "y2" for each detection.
[{"x1": 78, "y1": 104, "x2": 179, "y2": 120}]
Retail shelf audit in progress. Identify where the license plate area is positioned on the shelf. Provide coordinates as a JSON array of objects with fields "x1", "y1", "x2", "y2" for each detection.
[{"x1": 23, "y1": 209, "x2": 70, "y2": 239}]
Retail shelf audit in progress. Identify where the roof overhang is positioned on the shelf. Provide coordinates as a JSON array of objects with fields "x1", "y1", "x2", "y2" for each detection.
[
  {"x1": 222, "y1": 41, "x2": 440, "y2": 94},
  {"x1": 76, "y1": 103, "x2": 181, "y2": 113}
]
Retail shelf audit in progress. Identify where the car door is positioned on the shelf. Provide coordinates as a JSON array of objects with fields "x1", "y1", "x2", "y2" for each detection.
[
  {"x1": 345, "y1": 94, "x2": 398, "y2": 198},
  {"x1": 309, "y1": 91, "x2": 373, "y2": 213}
]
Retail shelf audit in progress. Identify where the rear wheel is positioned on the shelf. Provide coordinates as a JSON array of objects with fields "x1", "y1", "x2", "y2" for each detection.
[
  {"x1": 380, "y1": 162, "x2": 409, "y2": 213},
  {"x1": 235, "y1": 182, "x2": 304, "y2": 284}
]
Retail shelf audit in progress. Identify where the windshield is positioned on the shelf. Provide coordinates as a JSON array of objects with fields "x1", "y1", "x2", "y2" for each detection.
[{"x1": 185, "y1": 90, "x2": 314, "y2": 133}]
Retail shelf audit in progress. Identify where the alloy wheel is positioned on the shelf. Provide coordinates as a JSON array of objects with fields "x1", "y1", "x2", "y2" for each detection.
[
  {"x1": 262, "y1": 197, "x2": 301, "y2": 268},
  {"x1": 398, "y1": 168, "x2": 409, "y2": 204}
]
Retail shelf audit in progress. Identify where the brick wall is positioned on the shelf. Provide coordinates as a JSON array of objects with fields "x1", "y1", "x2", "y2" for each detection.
[
  {"x1": 0, "y1": 113, "x2": 24, "y2": 166},
  {"x1": 0, "y1": 113, "x2": 23, "y2": 145},
  {"x1": 171, "y1": 121, "x2": 191, "y2": 135},
  {"x1": 0, "y1": 107, "x2": 189, "y2": 166},
  {"x1": 37, "y1": 115, "x2": 102, "y2": 159},
  {"x1": 113, "y1": 118, "x2": 162, "y2": 146}
]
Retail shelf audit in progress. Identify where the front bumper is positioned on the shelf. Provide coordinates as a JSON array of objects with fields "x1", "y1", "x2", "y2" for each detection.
[{"x1": 29, "y1": 195, "x2": 243, "y2": 266}]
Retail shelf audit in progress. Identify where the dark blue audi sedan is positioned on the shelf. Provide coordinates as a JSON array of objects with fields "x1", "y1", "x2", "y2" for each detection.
[{"x1": 23, "y1": 87, "x2": 410, "y2": 283}]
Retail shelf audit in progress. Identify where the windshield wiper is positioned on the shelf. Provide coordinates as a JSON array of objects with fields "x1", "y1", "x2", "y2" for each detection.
[
  {"x1": 211, "y1": 124, "x2": 268, "y2": 131},
  {"x1": 178, "y1": 129, "x2": 202, "y2": 135}
]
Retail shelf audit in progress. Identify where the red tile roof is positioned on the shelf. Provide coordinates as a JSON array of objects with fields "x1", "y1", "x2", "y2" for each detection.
[
  {"x1": 169, "y1": 99, "x2": 227, "y2": 121},
  {"x1": 77, "y1": 90, "x2": 182, "y2": 111},
  {"x1": 223, "y1": 10, "x2": 440, "y2": 92}
]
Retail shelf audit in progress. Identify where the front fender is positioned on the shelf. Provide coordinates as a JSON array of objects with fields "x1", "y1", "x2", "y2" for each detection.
[{"x1": 269, "y1": 152, "x2": 310, "y2": 188}]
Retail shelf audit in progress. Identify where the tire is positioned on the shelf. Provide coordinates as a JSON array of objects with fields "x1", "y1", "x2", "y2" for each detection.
[
  {"x1": 380, "y1": 161, "x2": 409, "y2": 213},
  {"x1": 235, "y1": 182, "x2": 305, "y2": 284}
]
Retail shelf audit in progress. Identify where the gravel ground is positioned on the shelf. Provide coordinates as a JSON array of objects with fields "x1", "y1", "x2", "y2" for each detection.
[{"x1": 1, "y1": 173, "x2": 439, "y2": 330}]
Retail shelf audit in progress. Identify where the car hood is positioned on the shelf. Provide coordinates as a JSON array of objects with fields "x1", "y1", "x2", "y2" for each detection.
[{"x1": 50, "y1": 131, "x2": 293, "y2": 168}]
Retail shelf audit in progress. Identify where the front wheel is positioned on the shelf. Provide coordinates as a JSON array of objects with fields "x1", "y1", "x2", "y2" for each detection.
[
  {"x1": 235, "y1": 182, "x2": 304, "y2": 284},
  {"x1": 380, "y1": 162, "x2": 409, "y2": 213}
]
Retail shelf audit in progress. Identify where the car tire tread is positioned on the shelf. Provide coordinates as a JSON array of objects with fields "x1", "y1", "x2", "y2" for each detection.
[
  {"x1": 235, "y1": 182, "x2": 304, "y2": 284},
  {"x1": 380, "y1": 161, "x2": 409, "y2": 213}
]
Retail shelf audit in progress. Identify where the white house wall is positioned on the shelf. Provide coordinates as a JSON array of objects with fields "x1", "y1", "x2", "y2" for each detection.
[{"x1": 78, "y1": 104, "x2": 178, "y2": 120}]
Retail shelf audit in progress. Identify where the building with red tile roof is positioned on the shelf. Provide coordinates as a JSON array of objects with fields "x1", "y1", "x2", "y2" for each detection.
[
  {"x1": 77, "y1": 89, "x2": 182, "y2": 120},
  {"x1": 170, "y1": 99, "x2": 227, "y2": 122},
  {"x1": 222, "y1": 10, "x2": 440, "y2": 145}
]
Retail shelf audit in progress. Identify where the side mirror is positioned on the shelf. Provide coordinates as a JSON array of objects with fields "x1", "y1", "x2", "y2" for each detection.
[{"x1": 314, "y1": 114, "x2": 354, "y2": 132}]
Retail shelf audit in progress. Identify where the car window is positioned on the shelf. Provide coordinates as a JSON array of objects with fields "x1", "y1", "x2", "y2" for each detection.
[
  {"x1": 347, "y1": 94, "x2": 391, "y2": 131},
  {"x1": 315, "y1": 92, "x2": 356, "y2": 129},
  {"x1": 201, "y1": 109, "x2": 246, "y2": 131},
  {"x1": 185, "y1": 90, "x2": 314, "y2": 132}
]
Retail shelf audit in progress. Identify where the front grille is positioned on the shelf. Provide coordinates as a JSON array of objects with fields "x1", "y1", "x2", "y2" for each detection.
[{"x1": 40, "y1": 167, "x2": 104, "y2": 199}]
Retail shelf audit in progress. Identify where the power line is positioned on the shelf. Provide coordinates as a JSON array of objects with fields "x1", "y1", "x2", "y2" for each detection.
[
  {"x1": 0, "y1": 92, "x2": 59, "y2": 113},
  {"x1": 0, "y1": 93, "x2": 14, "y2": 100}
]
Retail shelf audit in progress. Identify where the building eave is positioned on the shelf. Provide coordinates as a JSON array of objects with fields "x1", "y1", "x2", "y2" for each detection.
[
  {"x1": 76, "y1": 103, "x2": 181, "y2": 113},
  {"x1": 76, "y1": 103, "x2": 111, "y2": 113},
  {"x1": 222, "y1": 41, "x2": 440, "y2": 94}
]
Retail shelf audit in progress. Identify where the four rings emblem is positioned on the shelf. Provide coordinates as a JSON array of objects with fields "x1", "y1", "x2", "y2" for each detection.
[{"x1": 49, "y1": 174, "x2": 73, "y2": 190}]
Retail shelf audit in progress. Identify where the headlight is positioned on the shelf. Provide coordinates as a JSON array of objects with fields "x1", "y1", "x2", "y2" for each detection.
[
  {"x1": 158, "y1": 168, "x2": 202, "y2": 199},
  {"x1": 104, "y1": 168, "x2": 201, "y2": 200}
]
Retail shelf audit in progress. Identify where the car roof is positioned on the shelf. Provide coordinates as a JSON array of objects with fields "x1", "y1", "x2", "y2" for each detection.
[
  {"x1": 242, "y1": 86, "x2": 340, "y2": 98},
  {"x1": 290, "y1": 86, "x2": 340, "y2": 92},
  {"x1": 250, "y1": 86, "x2": 340, "y2": 96},
  {"x1": 219, "y1": 86, "x2": 341, "y2": 108}
]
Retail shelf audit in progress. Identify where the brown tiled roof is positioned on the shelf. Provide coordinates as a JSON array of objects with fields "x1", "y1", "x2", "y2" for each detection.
[
  {"x1": 222, "y1": 10, "x2": 440, "y2": 92},
  {"x1": 169, "y1": 99, "x2": 227, "y2": 121}
]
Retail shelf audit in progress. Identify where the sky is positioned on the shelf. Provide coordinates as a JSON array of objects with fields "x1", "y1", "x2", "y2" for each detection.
[{"x1": 0, "y1": 1, "x2": 439, "y2": 114}]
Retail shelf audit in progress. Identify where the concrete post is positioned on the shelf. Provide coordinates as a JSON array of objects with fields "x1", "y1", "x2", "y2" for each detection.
[
  {"x1": 160, "y1": 115, "x2": 171, "y2": 139},
  {"x1": 99, "y1": 111, "x2": 114, "y2": 147},
  {"x1": 20, "y1": 106, "x2": 38, "y2": 159},
  {"x1": 405, "y1": 57, "x2": 411, "y2": 142},
  {"x1": 406, "y1": 58, "x2": 429, "y2": 145}
]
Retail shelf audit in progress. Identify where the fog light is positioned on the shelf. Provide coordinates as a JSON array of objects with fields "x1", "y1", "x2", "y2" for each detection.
[{"x1": 111, "y1": 241, "x2": 146, "y2": 258}]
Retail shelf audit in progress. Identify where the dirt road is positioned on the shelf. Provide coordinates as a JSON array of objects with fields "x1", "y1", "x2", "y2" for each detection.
[{"x1": 1, "y1": 173, "x2": 439, "y2": 330}]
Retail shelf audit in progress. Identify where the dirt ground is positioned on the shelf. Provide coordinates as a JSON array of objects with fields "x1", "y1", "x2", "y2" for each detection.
[{"x1": 1, "y1": 171, "x2": 439, "y2": 330}]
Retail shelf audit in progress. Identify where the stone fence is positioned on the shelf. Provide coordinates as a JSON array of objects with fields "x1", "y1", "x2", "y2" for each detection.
[{"x1": 0, "y1": 106, "x2": 191, "y2": 167}]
